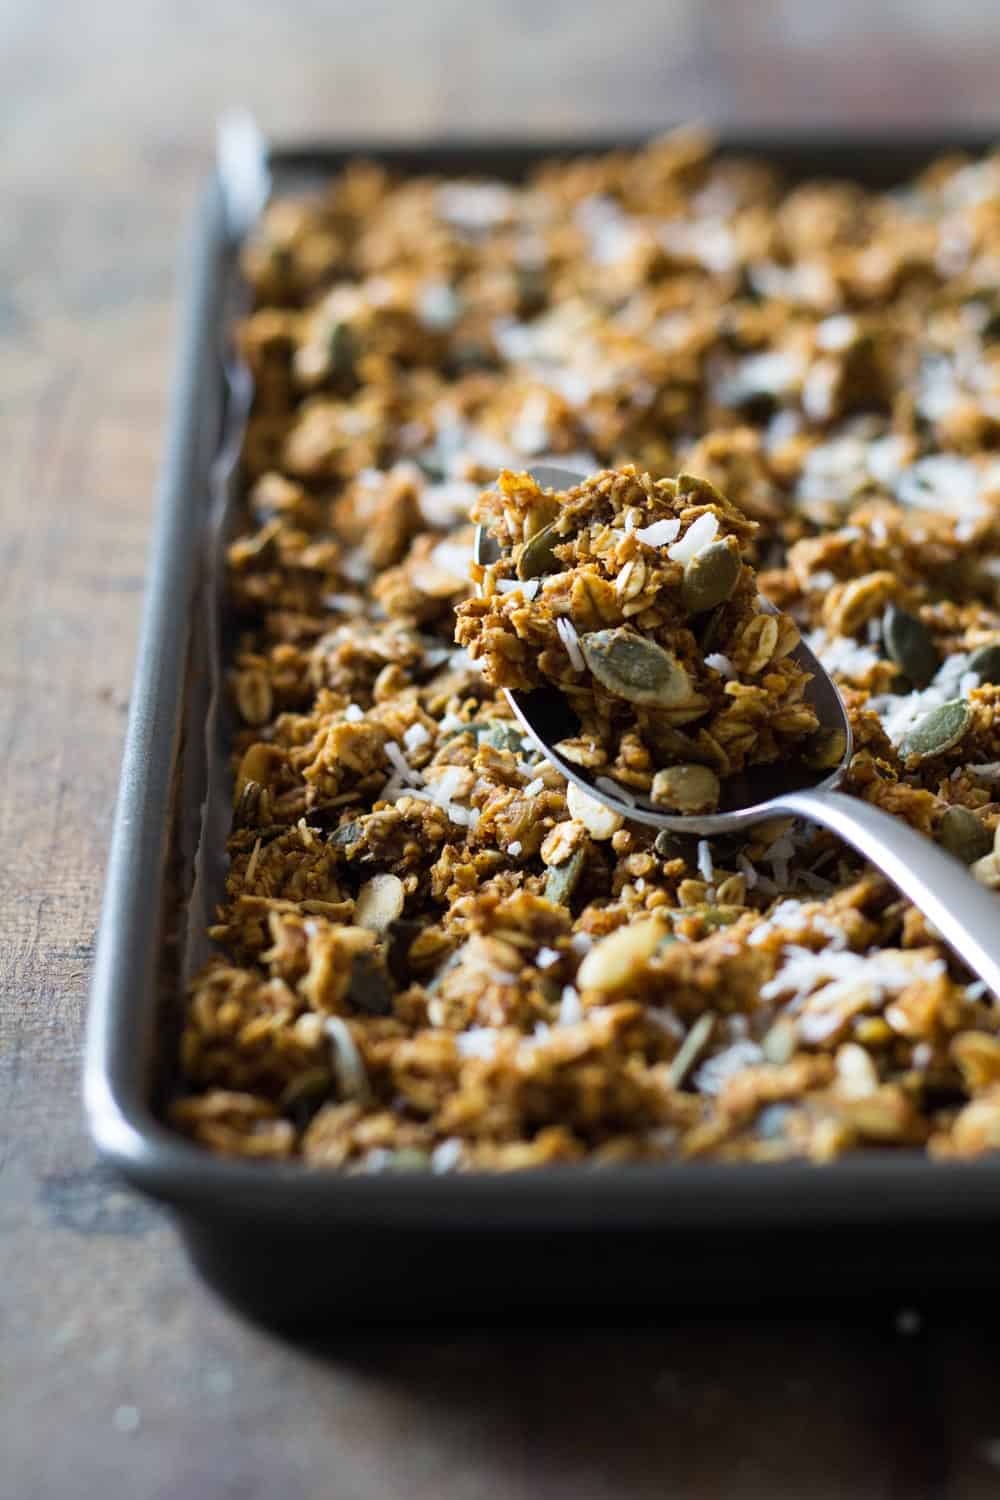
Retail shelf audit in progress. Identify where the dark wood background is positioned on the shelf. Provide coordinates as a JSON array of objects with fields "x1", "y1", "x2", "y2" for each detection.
[{"x1": 5, "y1": 4, "x2": 1000, "y2": 1495}]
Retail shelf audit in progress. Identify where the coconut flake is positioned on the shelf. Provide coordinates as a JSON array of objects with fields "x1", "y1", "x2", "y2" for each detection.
[
  {"x1": 345, "y1": 703, "x2": 365, "y2": 723},
  {"x1": 496, "y1": 578, "x2": 540, "y2": 599},
  {"x1": 431, "y1": 1139, "x2": 464, "y2": 1173},
  {"x1": 896, "y1": 455, "x2": 986, "y2": 518},
  {"x1": 403, "y1": 721, "x2": 431, "y2": 754},
  {"x1": 667, "y1": 512, "x2": 719, "y2": 563},
  {"x1": 705, "y1": 652, "x2": 736, "y2": 680},
  {"x1": 385, "y1": 742, "x2": 424, "y2": 787},
  {"x1": 697, "y1": 840, "x2": 714, "y2": 883},
  {"x1": 456, "y1": 1028, "x2": 499, "y2": 1059},
  {"x1": 537, "y1": 946, "x2": 560, "y2": 970},
  {"x1": 693, "y1": 1041, "x2": 764, "y2": 1095},
  {"x1": 523, "y1": 776, "x2": 545, "y2": 798},
  {"x1": 559, "y1": 986, "x2": 583, "y2": 1025},
  {"x1": 634, "y1": 517, "x2": 682, "y2": 547},
  {"x1": 556, "y1": 616, "x2": 586, "y2": 672},
  {"x1": 806, "y1": 629, "x2": 882, "y2": 682}
]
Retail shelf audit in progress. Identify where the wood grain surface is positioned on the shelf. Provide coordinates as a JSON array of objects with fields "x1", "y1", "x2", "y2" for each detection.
[{"x1": 4, "y1": 4, "x2": 1000, "y2": 1495}]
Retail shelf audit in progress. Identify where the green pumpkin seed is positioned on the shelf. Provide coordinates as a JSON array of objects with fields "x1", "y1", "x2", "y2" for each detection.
[
  {"x1": 666, "y1": 1013, "x2": 715, "y2": 1089},
  {"x1": 802, "y1": 726, "x2": 849, "y2": 771},
  {"x1": 899, "y1": 699, "x2": 972, "y2": 760},
  {"x1": 349, "y1": 951, "x2": 394, "y2": 1016},
  {"x1": 516, "y1": 520, "x2": 560, "y2": 579},
  {"x1": 654, "y1": 829, "x2": 689, "y2": 861},
  {"x1": 480, "y1": 721, "x2": 525, "y2": 754},
  {"x1": 580, "y1": 627, "x2": 695, "y2": 707},
  {"x1": 692, "y1": 905, "x2": 743, "y2": 931},
  {"x1": 650, "y1": 763, "x2": 721, "y2": 814},
  {"x1": 329, "y1": 320, "x2": 357, "y2": 379},
  {"x1": 282, "y1": 1067, "x2": 335, "y2": 1130},
  {"x1": 681, "y1": 541, "x2": 741, "y2": 615},
  {"x1": 371, "y1": 1148, "x2": 431, "y2": 1172},
  {"x1": 330, "y1": 819, "x2": 364, "y2": 847},
  {"x1": 968, "y1": 641, "x2": 1000, "y2": 683},
  {"x1": 543, "y1": 846, "x2": 586, "y2": 906},
  {"x1": 883, "y1": 605, "x2": 939, "y2": 689},
  {"x1": 936, "y1": 805, "x2": 992, "y2": 864},
  {"x1": 698, "y1": 603, "x2": 727, "y2": 654}
]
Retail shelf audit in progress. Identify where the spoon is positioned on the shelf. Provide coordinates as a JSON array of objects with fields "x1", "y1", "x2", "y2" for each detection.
[{"x1": 476, "y1": 465, "x2": 1000, "y2": 995}]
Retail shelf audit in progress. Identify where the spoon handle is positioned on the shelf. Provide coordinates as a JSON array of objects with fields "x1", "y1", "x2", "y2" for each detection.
[{"x1": 776, "y1": 787, "x2": 1000, "y2": 996}]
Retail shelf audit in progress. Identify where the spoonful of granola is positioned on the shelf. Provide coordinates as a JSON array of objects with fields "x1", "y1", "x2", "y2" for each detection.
[{"x1": 457, "y1": 463, "x2": 1000, "y2": 995}]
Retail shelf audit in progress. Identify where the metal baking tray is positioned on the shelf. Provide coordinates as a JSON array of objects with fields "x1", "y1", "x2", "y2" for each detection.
[{"x1": 86, "y1": 135, "x2": 1000, "y2": 1328}]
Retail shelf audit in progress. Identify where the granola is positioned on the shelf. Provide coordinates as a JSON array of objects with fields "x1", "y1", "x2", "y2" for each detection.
[
  {"x1": 455, "y1": 463, "x2": 818, "y2": 808},
  {"x1": 172, "y1": 132, "x2": 1000, "y2": 1169}
]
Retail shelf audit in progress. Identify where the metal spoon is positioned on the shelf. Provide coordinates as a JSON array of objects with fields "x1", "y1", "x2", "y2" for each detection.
[{"x1": 476, "y1": 465, "x2": 1000, "y2": 995}]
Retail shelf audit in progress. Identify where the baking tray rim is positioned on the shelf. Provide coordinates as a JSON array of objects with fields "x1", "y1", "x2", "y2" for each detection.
[{"x1": 85, "y1": 132, "x2": 1000, "y2": 1234}]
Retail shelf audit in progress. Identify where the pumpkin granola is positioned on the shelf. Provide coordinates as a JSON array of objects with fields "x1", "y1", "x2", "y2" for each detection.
[{"x1": 172, "y1": 132, "x2": 1000, "y2": 1169}]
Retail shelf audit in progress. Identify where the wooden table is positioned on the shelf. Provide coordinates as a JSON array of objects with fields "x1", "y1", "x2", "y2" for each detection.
[{"x1": 5, "y1": 4, "x2": 1000, "y2": 1494}]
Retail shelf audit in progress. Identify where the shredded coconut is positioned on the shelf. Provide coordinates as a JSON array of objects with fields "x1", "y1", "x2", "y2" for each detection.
[
  {"x1": 667, "y1": 512, "x2": 719, "y2": 563},
  {"x1": 556, "y1": 616, "x2": 586, "y2": 672},
  {"x1": 634, "y1": 517, "x2": 681, "y2": 547},
  {"x1": 559, "y1": 986, "x2": 583, "y2": 1025}
]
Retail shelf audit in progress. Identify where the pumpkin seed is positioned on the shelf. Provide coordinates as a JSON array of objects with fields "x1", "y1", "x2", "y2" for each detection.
[
  {"x1": 936, "y1": 805, "x2": 992, "y2": 864},
  {"x1": 681, "y1": 541, "x2": 741, "y2": 615},
  {"x1": 543, "y1": 846, "x2": 586, "y2": 906},
  {"x1": 328, "y1": 320, "x2": 357, "y2": 379},
  {"x1": 898, "y1": 699, "x2": 971, "y2": 760},
  {"x1": 968, "y1": 640, "x2": 1000, "y2": 683},
  {"x1": 330, "y1": 819, "x2": 364, "y2": 847},
  {"x1": 233, "y1": 780, "x2": 264, "y2": 829},
  {"x1": 566, "y1": 780, "x2": 625, "y2": 840},
  {"x1": 379, "y1": 1148, "x2": 432, "y2": 1172},
  {"x1": 580, "y1": 627, "x2": 695, "y2": 707},
  {"x1": 650, "y1": 763, "x2": 721, "y2": 814},
  {"x1": 698, "y1": 603, "x2": 727, "y2": 654},
  {"x1": 348, "y1": 950, "x2": 394, "y2": 1016},
  {"x1": 480, "y1": 721, "x2": 525, "y2": 754},
  {"x1": 761, "y1": 1015, "x2": 798, "y2": 1065},
  {"x1": 691, "y1": 905, "x2": 743, "y2": 931},
  {"x1": 802, "y1": 726, "x2": 848, "y2": 771},
  {"x1": 354, "y1": 872, "x2": 405, "y2": 934},
  {"x1": 577, "y1": 918, "x2": 666, "y2": 992},
  {"x1": 883, "y1": 605, "x2": 938, "y2": 688},
  {"x1": 654, "y1": 829, "x2": 689, "y2": 861},
  {"x1": 281, "y1": 1067, "x2": 334, "y2": 1130},
  {"x1": 516, "y1": 521, "x2": 560, "y2": 579},
  {"x1": 666, "y1": 1012, "x2": 715, "y2": 1089}
]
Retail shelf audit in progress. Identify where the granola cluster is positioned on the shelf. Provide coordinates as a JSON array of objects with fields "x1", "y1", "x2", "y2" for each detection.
[
  {"x1": 455, "y1": 463, "x2": 819, "y2": 810},
  {"x1": 173, "y1": 133, "x2": 1000, "y2": 1169}
]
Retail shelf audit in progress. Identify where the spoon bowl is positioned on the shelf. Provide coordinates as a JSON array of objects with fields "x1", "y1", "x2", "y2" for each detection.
[{"x1": 474, "y1": 464, "x2": 1000, "y2": 995}]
